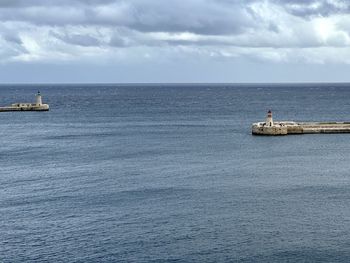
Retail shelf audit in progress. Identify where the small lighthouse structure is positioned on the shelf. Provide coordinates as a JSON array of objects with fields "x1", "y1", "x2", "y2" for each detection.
[
  {"x1": 266, "y1": 110, "x2": 273, "y2": 126},
  {"x1": 36, "y1": 91, "x2": 42, "y2": 106},
  {"x1": 252, "y1": 110, "x2": 287, "y2": 135}
]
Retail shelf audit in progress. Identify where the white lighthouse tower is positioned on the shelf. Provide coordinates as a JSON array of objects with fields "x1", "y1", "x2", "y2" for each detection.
[
  {"x1": 266, "y1": 110, "x2": 273, "y2": 126},
  {"x1": 36, "y1": 91, "x2": 42, "y2": 106}
]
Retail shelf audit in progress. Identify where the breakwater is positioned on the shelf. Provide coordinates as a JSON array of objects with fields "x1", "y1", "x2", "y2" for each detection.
[
  {"x1": 252, "y1": 111, "x2": 350, "y2": 135},
  {"x1": 252, "y1": 121, "x2": 350, "y2": 135},
  {"x1": 0, "y1": 91, "x2": 50, "y2": 112}
]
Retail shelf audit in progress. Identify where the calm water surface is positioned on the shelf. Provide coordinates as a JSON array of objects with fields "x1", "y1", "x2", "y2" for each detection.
[{"x1": 1, "y1": 84, "x2": 350, "y2": 262}]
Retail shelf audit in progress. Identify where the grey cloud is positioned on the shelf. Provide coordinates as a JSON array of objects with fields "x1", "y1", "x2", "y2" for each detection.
[
  {"x1": 3, "y1": 34, "x2": 22, "y2": 44},
  {"x1": 0, "y1": 0, "x2": 115, "y2": 7},
  {"x1": 52, "y1": 32, "x2": 101, "y2": 47},
  {"x1": 0, "y1": 0, "x2": 260, "y2": 35},
  {"x1": 273, "y1": 0, "x2": 350, "y2": 17},
  {"x1": 0, "y1": 26, "x2": 22, "y2": 44},
  {"x1": 109, "y1": 34, "x2": 135, "y2": 48},
  {"x1": 0, "y1": 0, "x2": 347, "y2": 34},
  {"x1": 0, "y1": 0, "x2": 349, "y2": 65},
  {"x1": 108, "y1": 29, "x2": 167, "y2": 48},
  {"x1": 122, "y1": 0, "x2": 255, "y2": 35}
]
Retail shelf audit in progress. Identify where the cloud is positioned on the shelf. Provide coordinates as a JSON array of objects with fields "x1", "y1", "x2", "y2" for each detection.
[
  {"x1": 273, "y1": 0, "x2": 350, "y2": 17},
  {"x1": 51, "y1": 31, "x2": 102, "y2": 47},
  {"x1": 0, "y1": 0, "x2": 256, "y2": 34},
  {"x1": 0, "y1": 0, "x2": 350, "y2": 65}
]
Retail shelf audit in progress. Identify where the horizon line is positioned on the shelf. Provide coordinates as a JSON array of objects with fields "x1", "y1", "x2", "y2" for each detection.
[{"x1": 1, "y1": 81, "x2": 350, "y2": 85}]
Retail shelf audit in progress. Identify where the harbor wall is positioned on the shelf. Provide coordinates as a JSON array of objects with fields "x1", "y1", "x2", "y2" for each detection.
[{"x1": 252, "y1": 122, "x2": 350, "y2": 135}]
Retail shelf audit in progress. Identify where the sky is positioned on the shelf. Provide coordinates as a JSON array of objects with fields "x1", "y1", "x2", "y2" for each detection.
[{"x1": 1, "y1": 0, "x2": 350, "y2": 83}]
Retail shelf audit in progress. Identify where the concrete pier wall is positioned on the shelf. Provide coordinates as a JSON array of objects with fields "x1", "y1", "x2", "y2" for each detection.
[
  {"x1": 252, "y1": 122, "x2": 350, "y2": 135},
  {"x1": 0, "y1": 92, "x2": 50, "y2": 112},
  {"x1": 0, "y1": 106, "x2": 49, "y2": 112}
]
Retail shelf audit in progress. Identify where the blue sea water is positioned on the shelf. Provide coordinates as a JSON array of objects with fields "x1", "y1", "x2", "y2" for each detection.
[{"x1": 1, "y1": 83, "x2": 350, "y2": 262}]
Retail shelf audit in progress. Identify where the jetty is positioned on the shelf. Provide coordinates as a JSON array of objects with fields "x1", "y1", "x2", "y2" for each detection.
[
  {"x1": 0, "y1": 91, "x2": 49, "y2": 112},
  {"x1": 252, "y1": 110, "x2": 350, "y2": 135}
]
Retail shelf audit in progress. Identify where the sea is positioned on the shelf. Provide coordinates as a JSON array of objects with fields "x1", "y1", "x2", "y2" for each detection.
[{"x1": 1, "y1": 83, "x2": 350, "y2": 262}]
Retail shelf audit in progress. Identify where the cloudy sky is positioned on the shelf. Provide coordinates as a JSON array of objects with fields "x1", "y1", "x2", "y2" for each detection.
[{"x1": 1, "y1": 0, "x2": 350, "y2": 83}]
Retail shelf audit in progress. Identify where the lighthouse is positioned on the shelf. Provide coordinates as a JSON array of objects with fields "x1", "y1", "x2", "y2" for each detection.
[
  {"x1": 266, "y1": 110, "x2": 273, "y2": 126},
  {"x1": 36, "y1": 91, "x2": 42, "y2": 106}
]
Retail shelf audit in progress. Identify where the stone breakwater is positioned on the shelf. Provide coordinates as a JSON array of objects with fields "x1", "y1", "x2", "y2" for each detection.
[
  {"x1": 0, "y1": 91, "x2": 50, "y2": 112},
  {"x1": 252, "y1": 121, "x2": 350, "y2": 135},
  {"x1": 0, "y1": 105, "x2": 49, "y2": 112}
]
